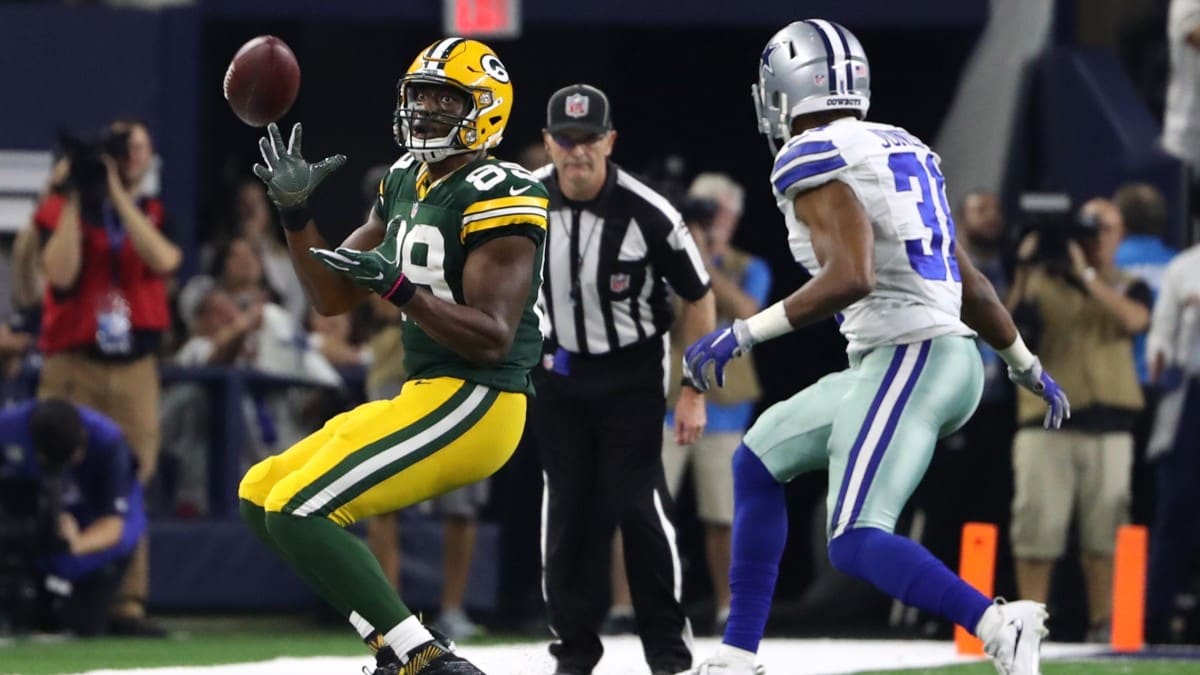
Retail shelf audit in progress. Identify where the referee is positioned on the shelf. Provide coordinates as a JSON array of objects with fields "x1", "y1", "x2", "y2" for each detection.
[{"x1": 533, "y1": 84, "x2": 715, "y2": 675}]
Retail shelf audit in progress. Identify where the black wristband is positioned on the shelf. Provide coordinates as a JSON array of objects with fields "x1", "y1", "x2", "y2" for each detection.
[
  {"x1": 381, "y1": 274, "x2": 417, "y2": 308},
  {"x1": 680, "y1": 376, "x2": 704, "y2": 393},
  {"x1": 279, "y1": 203, "x2": 313, "y2": 232}
]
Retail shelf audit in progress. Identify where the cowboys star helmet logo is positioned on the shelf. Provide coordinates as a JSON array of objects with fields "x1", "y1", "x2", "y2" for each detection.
[
  {"x1": 565, "y1": 93, "x2": 589, "y2": 118},
  {"x1": 761, "y1": 43, "x2": 779, "y2": 75}
]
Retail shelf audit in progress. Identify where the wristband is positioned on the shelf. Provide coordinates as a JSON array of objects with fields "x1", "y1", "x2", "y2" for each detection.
[
  {"x1": 743, "y1": 301, "x2": 792, "y2": 345},
  {"x1": 680, "y1": 376, "x2": 704, "y2": 393},
  {"x1": 279, "y1": 204, "x2": 313, "y2": 232},
  {"x1": 381, "y1": 273, "x2": 417, "y2": 307},
  {"x1": 998, "y1": 334, "x2": 1037, "y2": 371}
]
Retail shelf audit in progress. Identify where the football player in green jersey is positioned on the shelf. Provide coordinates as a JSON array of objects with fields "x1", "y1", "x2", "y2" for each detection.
[{"x1": 239, "y1": 38, "x2": 546, "y2": 675}]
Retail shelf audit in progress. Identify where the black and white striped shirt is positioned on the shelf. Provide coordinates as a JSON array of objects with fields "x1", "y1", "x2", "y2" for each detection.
[{"x1": 535, "y1": 161, "x2": 710, "y2": 356}]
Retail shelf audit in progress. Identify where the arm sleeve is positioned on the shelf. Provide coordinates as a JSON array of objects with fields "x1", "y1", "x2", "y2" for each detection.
[
  {"x1": 646, "y1": 211, "x2": 710, "y2": 302},
  {"x1": 770, "y1": 134, "x2": 850, "y2": 198}
]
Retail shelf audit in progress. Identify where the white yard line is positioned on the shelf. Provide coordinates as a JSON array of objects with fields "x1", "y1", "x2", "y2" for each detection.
[{"x1": 70, "y1": 637, "x2": 1104, "y2": 675}]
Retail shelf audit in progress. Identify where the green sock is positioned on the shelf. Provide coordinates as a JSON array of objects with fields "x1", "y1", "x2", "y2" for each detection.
[
  {"x1": 265, "y1": 510, "x2": 412, "y2": 630},
  {"x1": 239, "y1": 499, "x2": 353, "y2": 617}
]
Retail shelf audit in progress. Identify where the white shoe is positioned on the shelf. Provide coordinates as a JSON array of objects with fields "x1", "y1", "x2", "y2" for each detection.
[
  {"x1": 979, "y1": 599, "x2": 1049, "y2": 675},
  {"x1": 693, "y1": 654, "x2": 765, "y2": 675}
]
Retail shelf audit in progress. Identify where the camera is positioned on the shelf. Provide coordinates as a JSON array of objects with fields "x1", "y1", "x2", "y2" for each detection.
[
  {"x1": 0, "y1": 475, "x2": 68, "y2": 635},
  {"x1": 56, "y1": 127, "x2": 131, "y2": 215},
  {"x1": 1014, "y1": 192, "x2": 1098, "y2": 265},
  {"x1": 679, "y1": 196, "x2": 719, "y2": 230}
]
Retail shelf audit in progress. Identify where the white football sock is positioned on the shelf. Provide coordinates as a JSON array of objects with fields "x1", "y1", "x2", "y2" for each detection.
[
  {"x1": 385, "y1": 615, "x2": 435, "y2": 657},
  {"x1": 975, "y1": 604, "x2": 1002, "y2": 641},
  {"x1": 716, "y1": 643, "x2": 757, "y2": 664}
]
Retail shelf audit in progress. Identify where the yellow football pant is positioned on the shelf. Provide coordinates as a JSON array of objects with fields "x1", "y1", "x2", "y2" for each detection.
[{"x1": 239, "y1": 377, "x2": 525, "y2": 527}]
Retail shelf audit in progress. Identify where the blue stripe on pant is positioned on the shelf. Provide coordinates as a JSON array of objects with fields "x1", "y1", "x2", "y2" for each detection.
[
  {"x1": 744, "y1": 335, "x2": 983, "y2": 538},
  {"x1": 839, "y1": 340, "x2": 932, "y2": 535}
]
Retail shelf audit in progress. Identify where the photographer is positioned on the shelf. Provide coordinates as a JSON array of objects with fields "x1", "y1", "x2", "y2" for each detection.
[
  {"x1": 1006, "y1": 197, "x2": 1150, "y2": 640},
  {"x1": 0, "y1": 399, "x2": 145, "y2": 636},
  {"x1": 665, "y1": 173, "x2": 770, "y2": 633},
  {"x1": 34, "y1": 118, "x2": 177, "y2": 635}
]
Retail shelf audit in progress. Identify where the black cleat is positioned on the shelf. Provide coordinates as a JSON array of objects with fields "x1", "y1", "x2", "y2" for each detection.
[{"x1": 369, "y1": 639, "x2": 486, "y2": 675}]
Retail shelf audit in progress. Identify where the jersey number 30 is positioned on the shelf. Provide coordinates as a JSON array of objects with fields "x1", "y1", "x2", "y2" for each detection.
[{"x1": 888, "y1": 152, "x2": 961, "y2": 282}]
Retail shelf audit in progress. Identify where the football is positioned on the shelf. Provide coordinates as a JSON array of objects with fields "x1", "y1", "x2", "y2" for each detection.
[{"x1": 223, "y1": 35, "x2": 301, "y2": 127}]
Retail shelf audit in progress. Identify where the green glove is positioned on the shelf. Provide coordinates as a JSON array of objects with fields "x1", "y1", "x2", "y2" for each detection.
[
  {"x1": 309, "y1": 219, "x2": 417, "y2": 306},
  {"x1": 252, "y1": 122, "x2": 346, "y2": 212}
]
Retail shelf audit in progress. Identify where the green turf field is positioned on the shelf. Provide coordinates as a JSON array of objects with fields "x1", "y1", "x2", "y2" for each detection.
[
  {"x1": 1, "y1": 620, "x2": 1194, "y2": 675},
  {"x1": 0, "y1": 627, "x2": 363, "y2": 675},
  {"x1": 860, "y1": 663, "x2": 1197, "y2": 674}
]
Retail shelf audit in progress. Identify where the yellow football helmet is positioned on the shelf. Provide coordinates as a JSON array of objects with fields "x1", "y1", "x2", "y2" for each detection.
[{"x1": 394, "y1": 38, "x2": 513, "y2": 163}]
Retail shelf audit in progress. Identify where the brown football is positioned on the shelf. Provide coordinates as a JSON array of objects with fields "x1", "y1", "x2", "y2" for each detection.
[{"x1": 223, "y1": 35, "x2": 300, "y2": 127}]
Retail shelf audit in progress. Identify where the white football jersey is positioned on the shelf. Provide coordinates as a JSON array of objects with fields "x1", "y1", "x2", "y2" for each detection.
[{"x1": 770, "y1": 117, "x2": 974, "y2": 353}]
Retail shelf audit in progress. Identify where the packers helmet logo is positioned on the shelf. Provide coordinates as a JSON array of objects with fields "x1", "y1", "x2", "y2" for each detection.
[
  {"x1": 394, "y1": 38, "x2": 514, "y2": 163},
  {"x1": 480, "y1": 54, "x2": 509, "y2": 84}
]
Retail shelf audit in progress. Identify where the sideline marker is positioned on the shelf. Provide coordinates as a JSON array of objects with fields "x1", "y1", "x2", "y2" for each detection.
[
  {"x1": 955, "y1": 522, "x2": 997, "y2": 656},
  {"x1": 1112, "y1": 524, "x2": 1147, "y2": 653}
]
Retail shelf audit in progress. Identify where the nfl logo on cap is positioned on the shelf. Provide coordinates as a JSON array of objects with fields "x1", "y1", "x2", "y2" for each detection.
[{"x1": 565, "y1": 93, "x2": 589, "y2": 118}]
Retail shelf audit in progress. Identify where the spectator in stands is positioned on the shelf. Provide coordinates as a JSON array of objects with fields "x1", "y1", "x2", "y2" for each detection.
[
  {"x1": 35, "y1": 117, "x2": 177, "y2": 636},
  {"x1": 1144, "y1": 240, "x2": 1200, "y2": 642},
  {"x1": 1113, "y1": 182, "x2": 1177, "y2": 382},
  {"x1": 956, "y1": 189, "x2": 1014, "y2": 403},
  {"x1": 306, "y1": 306, "x2": 371, "y2": 369},
  {"x1": 232, "y1": 179, "x2": 306, "y2": 319},
  {"x1": 1163, "y1": 0, "x2": 1200, "y2": 211},
  {"x1": 661, "y1": 172, "x2": 770, "y2": 634},
  {"x1": 0, "y1": 399, "x2": 147, "y2": 637},
  {"x1": 173, "y1": 274, "x2": 341, "y2": 464},
  {"x1": 211, "y1": 235, "x2": 282, "y2": 313},
  {"x1": 160, "y1": 276, "x2": 264, "y2": 516},
  {"x1": 1006, "y1": 198, "x2": 1150, "y2": 641}
]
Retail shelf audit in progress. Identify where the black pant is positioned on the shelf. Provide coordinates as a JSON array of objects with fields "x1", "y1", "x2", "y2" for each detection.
[
  {"x1": 1147, "y1": 379, "x2": 1200, "y2": 637},
  {"x1": 534, "y1": 360, "x2": 690, "y2": 674},
  {"x1": 39, "y1": 554, "x2": 131, "y2": 636}
]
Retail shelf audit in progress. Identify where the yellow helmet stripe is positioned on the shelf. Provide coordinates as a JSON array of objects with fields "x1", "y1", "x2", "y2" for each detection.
[{"x1": 463, "y1": 195, "x2": 549, "y2": 215}]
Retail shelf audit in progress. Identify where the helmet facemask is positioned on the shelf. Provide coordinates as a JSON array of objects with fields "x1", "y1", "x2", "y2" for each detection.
[{"x1": 394, "y1": 77, "x2": 488, "y2": 163}]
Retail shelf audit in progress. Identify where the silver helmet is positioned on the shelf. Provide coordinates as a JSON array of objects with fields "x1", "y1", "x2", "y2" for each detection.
[{"x1": 752, "y1": 20, "x2": 871, "y2": 153}]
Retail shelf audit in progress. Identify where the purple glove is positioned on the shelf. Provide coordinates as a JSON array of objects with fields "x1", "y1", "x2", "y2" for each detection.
[
  {"x1": 1008, "y1": 356, "x2": 1071, "y2": 429},
  {"x1": 683, "y1": 319, "x2": 754, "y2": 392}
]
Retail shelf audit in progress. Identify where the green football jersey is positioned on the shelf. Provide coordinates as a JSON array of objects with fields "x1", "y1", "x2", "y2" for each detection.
[{"x1": 375, "y1": 153, "x2": 548, "y2": 394}]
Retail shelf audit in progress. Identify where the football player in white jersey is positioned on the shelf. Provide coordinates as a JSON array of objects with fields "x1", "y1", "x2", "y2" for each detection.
[{"x1": 683, "y1": 20, "x2": 1071, "y2": 675}]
